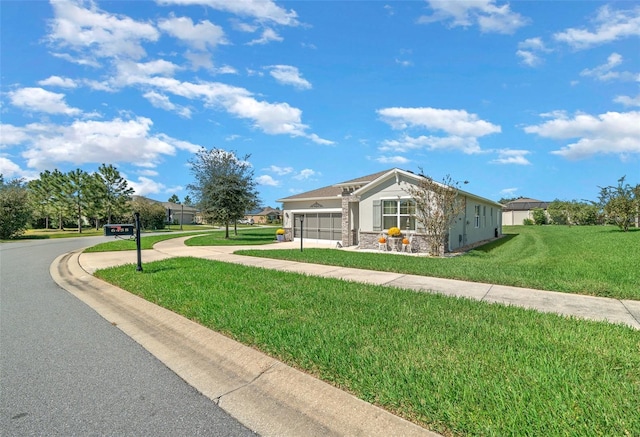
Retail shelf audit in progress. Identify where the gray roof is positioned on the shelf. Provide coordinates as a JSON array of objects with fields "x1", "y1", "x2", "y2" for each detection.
[
  {"x1": 277, "y1": 169, "x2": 392, "y2": 201},
  {"x1": 502, "y1": 198, "x2": 550, "y2": 211}
]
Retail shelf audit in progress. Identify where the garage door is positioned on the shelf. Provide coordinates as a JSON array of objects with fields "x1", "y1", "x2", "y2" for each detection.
[{"x1": 293, "y1": 213, "x2": 342, "y2": 241}]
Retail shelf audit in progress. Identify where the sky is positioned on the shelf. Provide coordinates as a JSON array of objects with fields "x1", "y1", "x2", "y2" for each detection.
[{"x1": 1, "y1": 0, "x2": 639, "y2": 208}]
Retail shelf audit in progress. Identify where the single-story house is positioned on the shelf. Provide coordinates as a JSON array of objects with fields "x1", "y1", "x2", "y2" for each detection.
[
  {"x1": 245, "y1": 207, "x2": 282, "y2": 224},
  {"x1": 278, "y1": 168, "x2": 503, "y2": 254},
  {"x1": 162, "y1": 201, "x2": 199, "y2": 225},
  {"x1": 501, "y1": 198, "x2": 550, "y2": 226}
]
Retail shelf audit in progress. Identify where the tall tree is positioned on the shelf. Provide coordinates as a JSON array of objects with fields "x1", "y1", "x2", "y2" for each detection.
[
  {"x1": 403, "y1": 173, "x2": 466, "y2": 256},
  {"x1": 50, "y1": 169, "x2": 72, "y2": 230},
  {"x1": 599, "y1": 176, "x2": 639, "y2": 232},
  {"x1": 168, "y1": 194, "x2": 180, "y2": 204},
  {"x1": 28, "y1": 170, "x2": 56, "y2": 229},
  {"x1": 0, "y1": 176, "x2": 32, "y2": 239},
  {"x1": 188, "y1": 148, "x2": 259, "y2": 239},
  {"x1": 63, "y1": 168, "x2": 92, "y2": 233},
  {"x1": 96, "y1": 164, "x2": 134, "y2": 224},
  {"x1": 183, "y1": 195, "x2": 193, "y2": 206}
]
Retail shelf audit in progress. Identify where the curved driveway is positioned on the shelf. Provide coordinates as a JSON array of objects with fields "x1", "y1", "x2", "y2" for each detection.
[{"x1": 0, "y1": 237, "x2": 256, "y2": 436}]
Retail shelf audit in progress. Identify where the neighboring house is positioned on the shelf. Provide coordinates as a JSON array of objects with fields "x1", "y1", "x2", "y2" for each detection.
[
  {"x1": 132, "y1": 196, "x2": 199, "y2": 224},
  {"x1": 162, "y1": 201, "x2": 199, "y2": 225},
  {"x1": 245, "y1": 207, "x2": 282, "y2": 224},
  {"x1": 278, "y1": 168, "x2": 503, "y2": 253},
  {"x1": 501, "y1": 198, "x2": 550, "y2": 226}
]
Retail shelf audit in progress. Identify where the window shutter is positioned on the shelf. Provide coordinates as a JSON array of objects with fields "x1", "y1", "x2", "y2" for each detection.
[{"x1": 373, "y1": 200, "x2": 382, "y2": 231}]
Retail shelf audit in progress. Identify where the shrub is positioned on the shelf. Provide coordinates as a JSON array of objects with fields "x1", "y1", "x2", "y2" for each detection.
[{"x1": 523, "y1": 218, "x2": 534, "y2": 225}]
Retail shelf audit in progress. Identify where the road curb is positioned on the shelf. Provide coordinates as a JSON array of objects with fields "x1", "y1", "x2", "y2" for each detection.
[{"x1": 50, "y1": 250, "x2": 440, "y2": 437}]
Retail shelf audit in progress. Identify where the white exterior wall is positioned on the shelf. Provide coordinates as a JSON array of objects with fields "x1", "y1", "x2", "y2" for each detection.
[{"x1": 502, "y1": 210, "x2": 531, "y2": 226}]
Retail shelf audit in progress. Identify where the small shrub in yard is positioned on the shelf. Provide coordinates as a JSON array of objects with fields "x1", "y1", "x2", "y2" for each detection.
[{"x1": 523, "y1": 218, "x2": 534, "y2": 225}]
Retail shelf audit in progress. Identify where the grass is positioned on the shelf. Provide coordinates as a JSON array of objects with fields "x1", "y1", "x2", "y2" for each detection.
[
  {"x1": 95, "y1": 257, "x2": 640, "y2": 437},
  {"x1": 236, "y1": 225, "x2": 640, "y2": 300},
  {"x1": 84, "y1": 226, "x2": 277, "y2": 252}
]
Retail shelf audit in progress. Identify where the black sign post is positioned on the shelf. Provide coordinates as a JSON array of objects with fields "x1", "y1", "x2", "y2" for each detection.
[
  {"x1": 134, "y1": 212, "x2": 143, "y2": 272},
  {"x1": 299, "y1": 215, "x2": 304, "y2": 252}
]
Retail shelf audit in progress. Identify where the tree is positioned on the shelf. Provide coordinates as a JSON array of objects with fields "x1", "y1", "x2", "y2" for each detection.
[
  {"x1": 0, "y1": 176, "x2": 32, "y2": 239},
  {"x1": 95, "y1": 164, "x2": 134, "y2": 225},
  {"x1": 403, "y1": 173, "x2": 466, "y2": 256},
  {"x1": 532, "y1": 207, "x2": 547, "y2": 225},
  {"x1": 599, "y1": 176, "x2": 639, "y2": 232},
  {"x1": 28, "y1": 170, "x2": 56, "y2": 229},
  {"x1": 129, "y1": 197, "x2": 166, "y2": 230},
  {"x1": 168, "y1": 194, "x2": 180, "y2": 204},
  {"x1": 188, "y1": 148, "x2": 259, "y2": 239},
  {"x1": 63, "y1": 169, "x2": 93, "y2": 233},
  {"x1": 183, "y1": 195, "x2": 193, "y2": 206}
]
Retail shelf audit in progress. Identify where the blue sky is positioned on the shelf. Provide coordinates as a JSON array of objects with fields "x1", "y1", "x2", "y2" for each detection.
[{"x1": 1, "y1": 0, "x2": 639, "y2": 207}]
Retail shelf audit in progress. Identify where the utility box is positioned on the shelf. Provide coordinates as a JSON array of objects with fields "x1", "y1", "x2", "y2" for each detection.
[{"x1": 103, "y1": 224, "x2": 135, "y2": 237}]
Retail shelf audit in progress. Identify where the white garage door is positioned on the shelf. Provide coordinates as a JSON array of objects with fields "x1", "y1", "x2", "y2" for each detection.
[{"x1": 293, "y1": 213, "x2": 342, "y2": 241}]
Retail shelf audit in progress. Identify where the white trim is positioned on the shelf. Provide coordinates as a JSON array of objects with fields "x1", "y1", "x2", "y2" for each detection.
[{"x1": 290, "y1": 208, "x2": 342, "y2": 214}]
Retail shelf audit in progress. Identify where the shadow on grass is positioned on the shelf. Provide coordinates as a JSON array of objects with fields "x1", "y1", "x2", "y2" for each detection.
[{"x1": 472, "y1": 233, "x2": 519, "y2": 253}]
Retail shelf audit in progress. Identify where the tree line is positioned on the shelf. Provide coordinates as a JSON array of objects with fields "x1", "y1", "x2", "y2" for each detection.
[
  {"x1": 502, "y1": 176, "x2": 640, "y2": 231},
  {"x1": 1, "y1": 148, "x2": 261, "y2": 240}
]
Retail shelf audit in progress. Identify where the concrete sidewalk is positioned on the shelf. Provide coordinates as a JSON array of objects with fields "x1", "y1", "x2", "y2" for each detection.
[{"x1": 52, "y1": 237, "x2": 640, "y2": 437}]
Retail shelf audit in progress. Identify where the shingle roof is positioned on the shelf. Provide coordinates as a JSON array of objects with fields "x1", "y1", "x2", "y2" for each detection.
[
  {"x1": 502, "y1": 198, "x2": 550, "y2": 211},
  {"x1": 278, "y1": 169, "x2": 392, "y2": 201}
]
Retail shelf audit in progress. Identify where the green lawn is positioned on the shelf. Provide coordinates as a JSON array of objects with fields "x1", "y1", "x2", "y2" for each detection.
[
  {"x1": 84, "y1": 226, "x2": 276, "y2": 252},
  {"x1": 236, "y1": 225, "x2": 640, "y2": 300},
  {"x1": 95, "y1": 257, "x2": 640, "y2": 437}
]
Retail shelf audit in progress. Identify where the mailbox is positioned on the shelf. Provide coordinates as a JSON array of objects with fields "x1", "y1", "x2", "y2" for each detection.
[{"x1": 104, "y1": 224, "x2": 135, "y2": 237}]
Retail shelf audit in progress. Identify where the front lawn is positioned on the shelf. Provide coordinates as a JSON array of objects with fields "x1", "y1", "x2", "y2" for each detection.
[
  {"x1": 95, "y1": 257, "x2": 640, "y2": 437},
  {"x1": 237, "y1": 226, "x2": 640, "y2": 300}
]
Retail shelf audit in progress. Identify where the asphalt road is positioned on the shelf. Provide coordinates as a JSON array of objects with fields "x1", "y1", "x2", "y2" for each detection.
[{"x1": 0, "y1": 236, "x2": 257, "y2": 436}]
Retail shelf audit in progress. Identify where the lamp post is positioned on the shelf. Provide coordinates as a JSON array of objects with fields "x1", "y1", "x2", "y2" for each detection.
[{"x1": 299, "y1": 215, "x2": 304, "y2": 252}]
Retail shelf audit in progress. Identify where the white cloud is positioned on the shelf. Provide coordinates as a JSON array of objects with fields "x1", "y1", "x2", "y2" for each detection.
[
  {"x1": 143, "y1": 91, "x2": 192, "y2": 118},
  {"x1": 500, "y1": 187, "x2": 519, "y2": 196},
  {"x1": 376, "y1": 155, "x2": 410, "y2": 164},
  {"x1": 129, "y1": 176, "x2": 167, "y2": 196},
  {"x1": 266, "y1": 65, "x2": 312, "y2": 90},
  {"x1": 554, "y1": 5, "x2": 640, "y2": 49},
  {"x1": 48, "y1": 0, "x2": 159, "y2": 61},
  {"x1": 8, "y1": 87, "x2": 81, "y2": 115},
  {"x1": 256, "y1": 174, "x2": 280, "y2": 186},
  {"x1": 516, "y1": 37, "x2": 551, "y2": 67},
  {"x1": 38, "y1": 75, "x2": 78, "y2": 88},
  {"x1": 0, "y1": 157, "x2": 23, "y2": 178},
  {"x1": 7, "y1": 117, "x2": 202, "y2": 170},
  {"x1": 0, "y1": 124, "x2": 30, "y2": 146},
  {"x1": 614, "y1": 93, "x2": 640, "y2": 107},
  {"x1": 158, "y1": 16, "x2": 227, "y2": 51},
  {"x1": 293, "y1": 168, "x2": 317, "y2": 180},
  {"x1": 524, "y1": 111, "x2": 640, "y2": 159},
  {"x1": 377, "y1": 107, "x2": 501, "y2": 137},
  {"x1": 491, "y1": 149, "x2": 532, "y2": 165},
  {"x1": 580, "y1": 53, "x2": 639, "y2": 81},
  {"x1": 418, "y1": 0, "x2": 528, "y2": 34},
  {"x1": 156, "y1": 0, "x2": 299, "y2": 26},
  {"x1": 247, "y1": 28, "x2": 283, "y2": 45},
  {"x1": 380, "y1": 134, "x2": 483, "y2": 155},
  {"x1": 266, "y1": 165, "x2": 293, "y2": 175}
]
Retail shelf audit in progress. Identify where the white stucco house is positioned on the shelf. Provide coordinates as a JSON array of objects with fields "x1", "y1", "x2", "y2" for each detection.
[
  {"x1": 278, "y1": 168, "x2": 503, "y2": 254},
  {"x1": 501, "y1": 198, "x2": 550, "y2": 226}
]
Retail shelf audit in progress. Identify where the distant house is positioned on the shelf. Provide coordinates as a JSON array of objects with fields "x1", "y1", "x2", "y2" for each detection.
[
  {"x1": 245, "y1": 207, "x2": 282, "y2": 224},
  {"x1": 501, "y1": 198, "x2": 550, "y2": 225},
  {"x1": 132, "y1": 196, "x2": 199, "y2": 224},
  {"x1": 278, "y1": 168, "x2": 502, "y2": 253}
]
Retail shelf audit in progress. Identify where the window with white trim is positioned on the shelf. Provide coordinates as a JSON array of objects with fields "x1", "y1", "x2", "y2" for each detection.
[
  {"x1": 474, "y1": 205, "x2": 480, "y2": 228},
  {"x1": 382, "y1": 199, "x2": 416, "y2": 231}
]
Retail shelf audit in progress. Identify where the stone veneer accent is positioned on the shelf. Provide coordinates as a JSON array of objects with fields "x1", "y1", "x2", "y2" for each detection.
[{"x1": 341, "y1": 191, "x2": 358, "y2": 247}]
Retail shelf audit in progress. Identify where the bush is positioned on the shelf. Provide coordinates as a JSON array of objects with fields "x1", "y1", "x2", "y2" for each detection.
[
  {"x1": 523, "y1": 218, "x2": 534, "y2": 225},
  {"x1": 0, "y1": 178, "x2": 32, "y2": 239}
]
